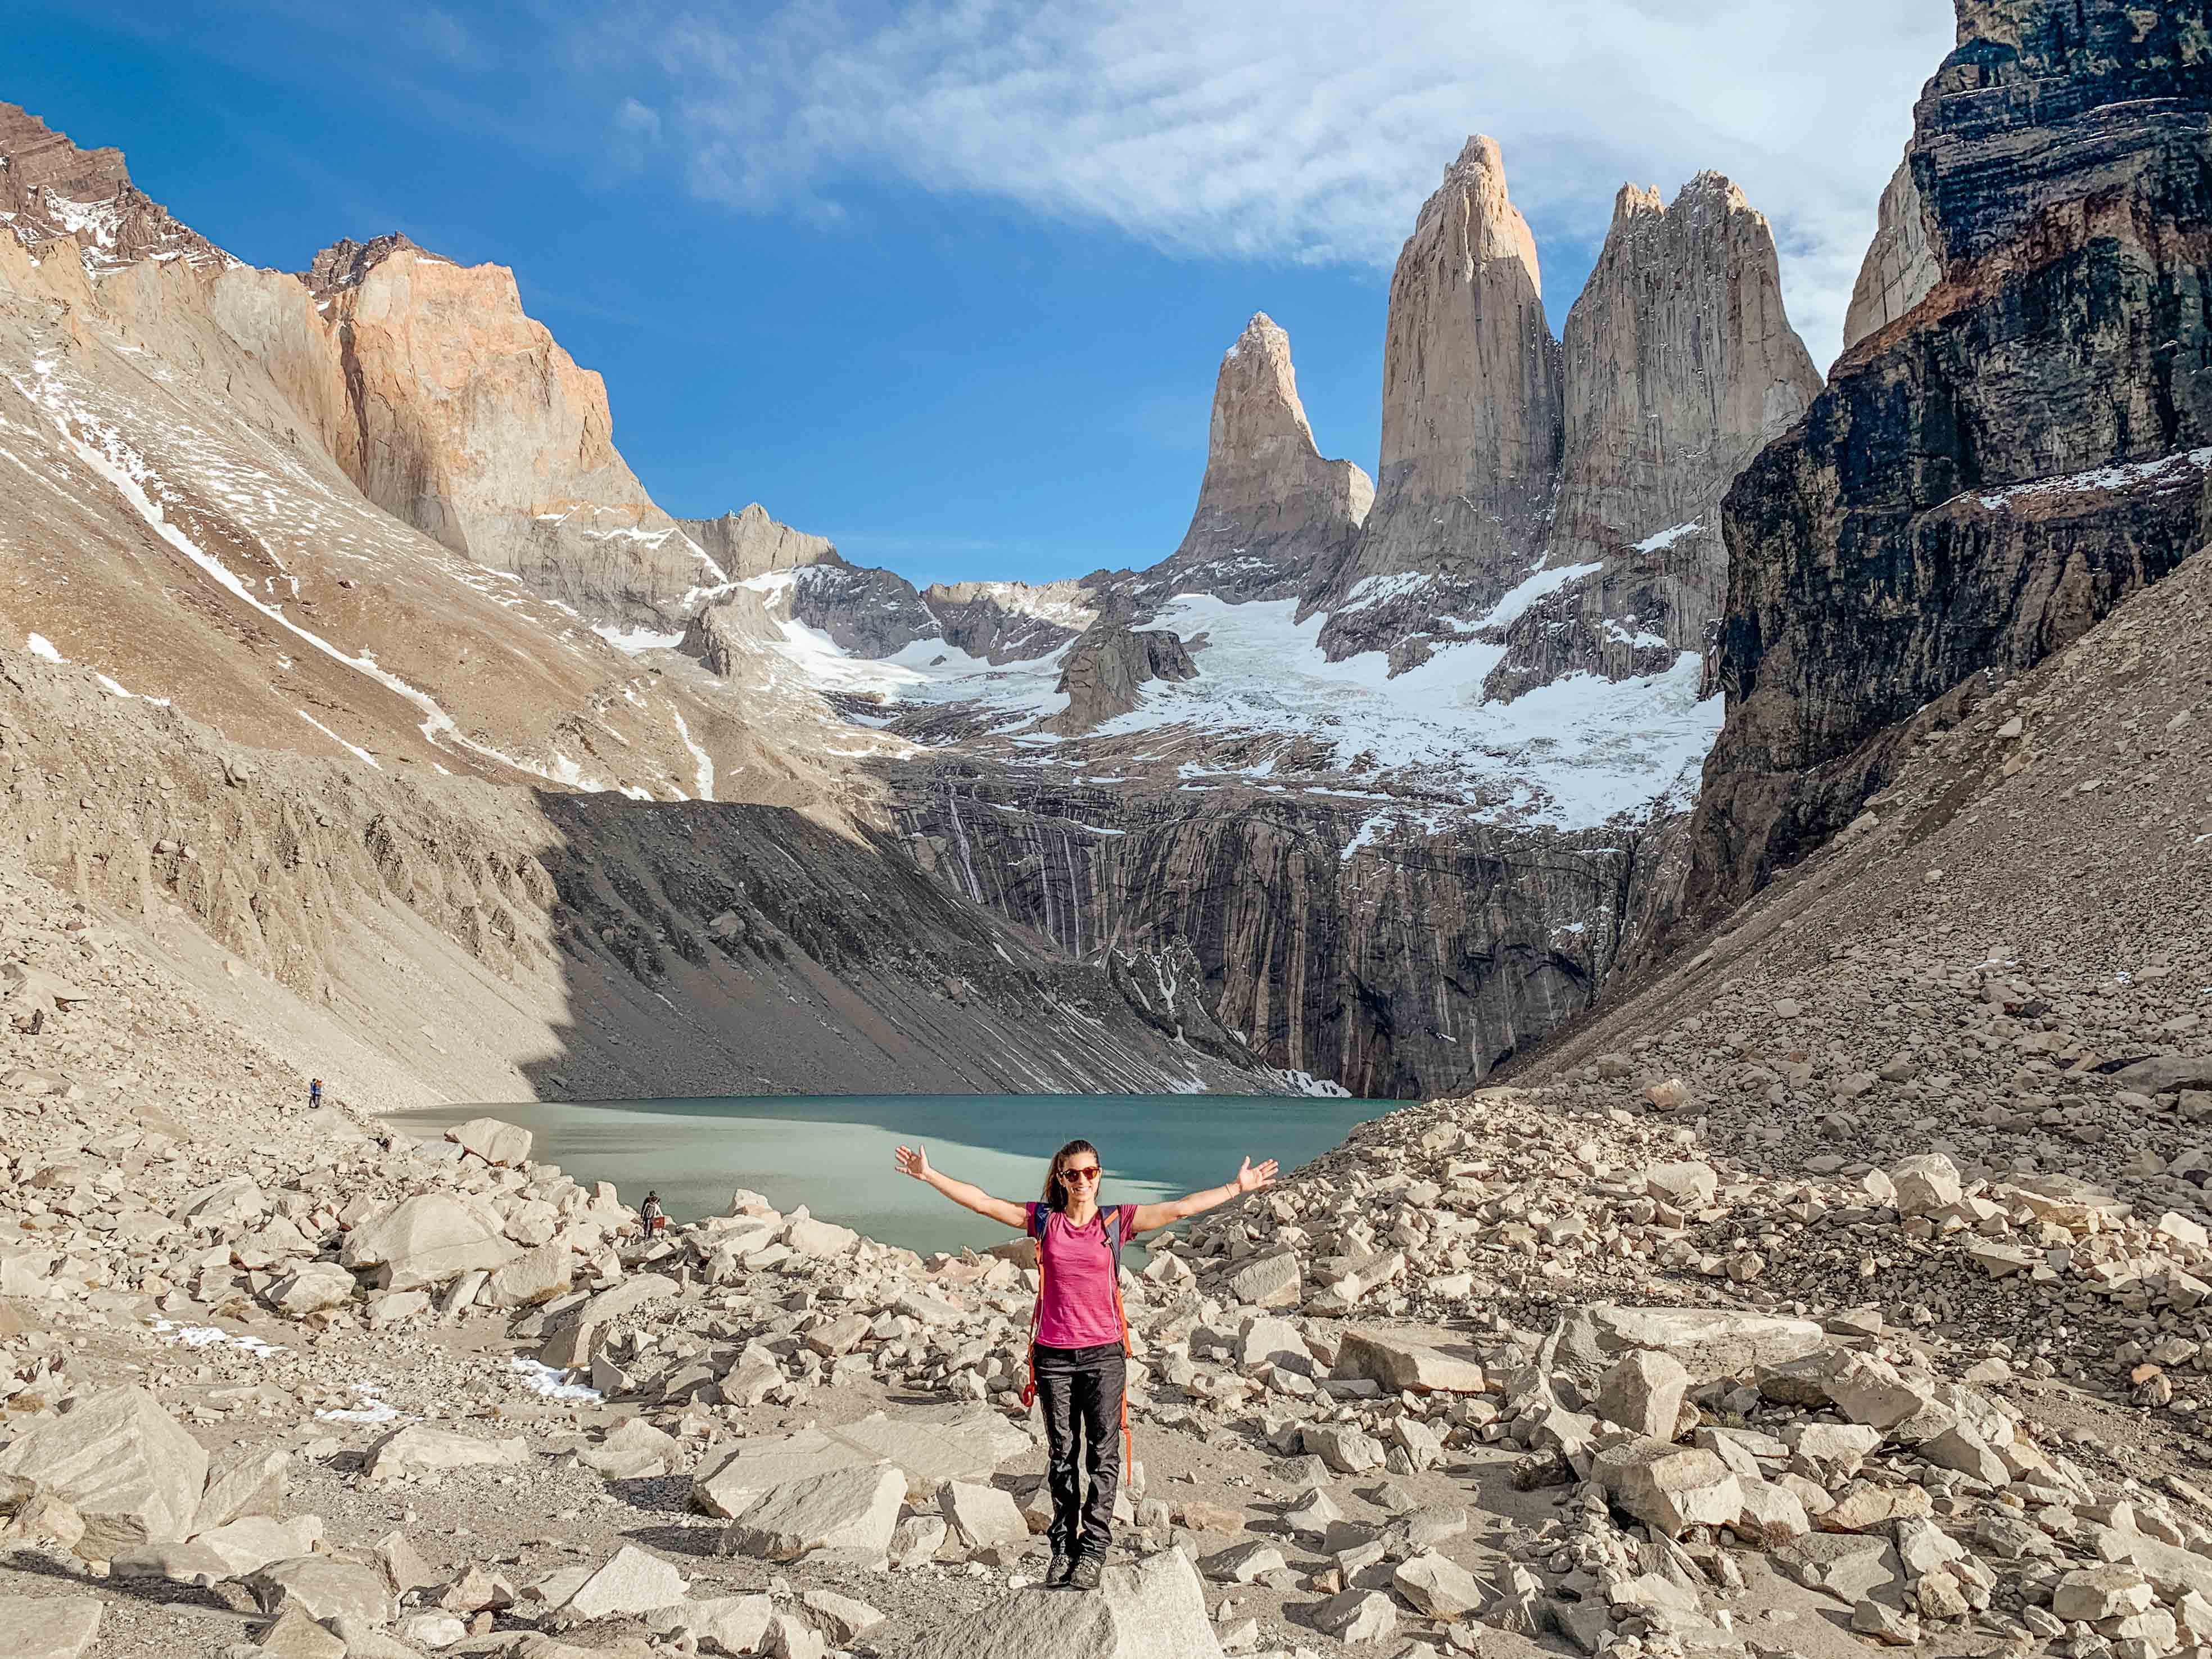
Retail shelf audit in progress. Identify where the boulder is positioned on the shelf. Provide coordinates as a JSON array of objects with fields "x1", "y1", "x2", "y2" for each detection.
[
  {"x1": 786, "y1": 1216, "x2": 859, "y2": 1257},
  {"x1": 1773, "y1": 1533, "x2": 1902, "y2": 1602},
  {"x1": 1887, "y1": 1154, "x2": 1962, "y2": 1217},
  {"x1": 248, "y1": 1554, "x2": 395, "y2": 1627},
  {"x1": 646, "y1": 1594, "x2": 774, "y2": 1655},
  {"x1": 801, "y1": 1588, "x2": 886, "y2": 1643},
  {"x1": 192, "y1": 1445, "x2": 290, "y2": 1533},
  {"x1": 1302, "y1": 1423, "x2": 1385, "y2": 1475},
  {"x1": 716, "y1": 1463, "x2": 905, "y2": 1562},
  {"x1": 191, "y1": 1513, "x2": 325, "y2": 1577},
  {"x1": 940, "y1": 1479, "x2": 1028, "y2": 1552},
  {"x1": 1393, "y1": 1550, "x2": 1487, "y2": 1619},
  {"x1": 1335, "y1": 1328, "x2": 1485, "y2": 1394},
  {"x1": 341, "y1": 1194, "x2": 514, "y2": 1290},
  {"x1": 1591, "y1": 1440, "x2": 1742, "y2": 1538},
  {"x1": 1551, "y1": 1304, "x2": 1825, "y2": 1386},
  {"x1": 0, "y1": 1595, "x2": 101, "y2": 1659},
  {"x1": 693, "y1": 1431, "x2": 880, "y2": 1519},
  {"x1": 1226, "y1": 1250, "x2": 1301, "y2": 1309},
  {"x1": 1237, "y1": 1317, "x2": 1311, "y2": 1371},
  {"x1": 486, "y1": 1242, "x2": 572, "y2": 1309},
  {"x1": 1312, "y1": 1587, "x2": 1397, "y2": 1644},
  {"x1": 181, "y1": 1176, "x2": 270, "y2": 1226},
  {"x1": 1734, "y1": 1478, "x2": 1813, "y2": 1545},
  {"x1": 258, "y1": 1606, "x2": 347, "y2": 1659},
  {"x1": 1594, "y1": 1349, "x2": 1690, "y2": 1439},
  {"x1": 0, "y1": 1385, "x2": 208, "y2": 1555},
  {"x1": 364, "y1": 1425, "x2": 529, "y2": 1482},
  {"x1": 1645, "y1": 1161, "x2": 1718, "y2": 1209},
  {"x1": 902, "y1": 1547, "x2": 1222, "y2": 1658},
  {"x1": 562, "y1": 1544, "x2": 688, "y2": 1620},
  {"x1": 445, "y1": 1116, "x2": 533, "y2": 1167},
  {"x1": 267, "y1": 1260, "x2": 357, "y2": 1317}
]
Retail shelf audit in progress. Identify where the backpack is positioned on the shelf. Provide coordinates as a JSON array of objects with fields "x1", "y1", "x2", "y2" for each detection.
[{"x1": 1018, "y1": 1204, "x2": 1134, "y2": 1464}]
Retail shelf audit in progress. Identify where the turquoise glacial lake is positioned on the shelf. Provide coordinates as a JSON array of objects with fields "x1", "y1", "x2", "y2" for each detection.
[{"x1": 389, "y1": 1093, "x2": 1384, "y2": 1256}]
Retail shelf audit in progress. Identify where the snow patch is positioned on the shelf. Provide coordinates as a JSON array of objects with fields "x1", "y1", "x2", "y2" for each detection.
[
  {"x1": 25, "y1": 632, "x2": 65, "y2": 663},
  {"x1": 593, "y1": 622, "x2": 686, "y2": 653},
  {"x1": 509, "y1": 1357, "x2": 602, "y2": 1402},
  {"x1": 151, "y1": 1319, "x2": 285, "y2": 1358},
  {"x1": 1631, "y1": 522, "x2": 1702, "y2": 553},
  {"x1": 297, "y1": 709, "x2": 382, "y2": 769}
]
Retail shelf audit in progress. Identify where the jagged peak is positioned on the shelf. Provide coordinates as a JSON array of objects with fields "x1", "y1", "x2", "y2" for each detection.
[
  {"x1": 1412, "y1": 132, "x2": 1541, "y2": 296},
  {"x1": 1224, "y1": 311, "x2": 1284, "y2": 361},
  {"x1": 304, "y1": 232, "x2": 441, "y2": 294},
  {"x1": 1442, "y1": 133, "x2": 1508, "y2": 187},
  {"x1": 0, "y1": 101, "x2": 224, "y2": 274},
  {"x1": 1613, "y1": 183, "x2": 1664, "y2": 225}
]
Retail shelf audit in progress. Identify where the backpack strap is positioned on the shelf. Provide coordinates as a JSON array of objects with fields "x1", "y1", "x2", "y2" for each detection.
[{"x1": 1019, "y1": 1205, "x2": 1047, "y2": 1410}]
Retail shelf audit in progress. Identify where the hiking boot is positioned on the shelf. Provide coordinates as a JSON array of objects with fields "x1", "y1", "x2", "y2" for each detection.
[
  {"x1": 1046, "y1": 1552, "x2": 1076, "y2": 1588},
  {"x1": 1070, "y1": 1553, "x2": 1104, "y2": 1592}
]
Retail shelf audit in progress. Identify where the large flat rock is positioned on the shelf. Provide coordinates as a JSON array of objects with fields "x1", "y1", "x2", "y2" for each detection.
[
  {"x1": 0, "y1": 1384, "x2": 209, "y2": 1554},
  {"x1": 0, "y1": 1594, "x2": 101, "y2": 1659},
  {"x1": 1553, "y1": 1304, "x2": 1827, "y2": 1386},
  {"x1": 905, "y1": 1548, "x2": 1222, "y2": 1659}
]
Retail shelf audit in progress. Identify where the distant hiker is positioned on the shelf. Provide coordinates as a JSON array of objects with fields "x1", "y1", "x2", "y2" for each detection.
[
  {"x1": 895, "y1": 1137, "x2": 1278, "y2": 1590},
  {"x1": 308, "y1": 1078, "x2": 322, "y2": 1110},
  {"x1": 641, "y1": 1191, "x2": 666, "y2": 1236}
]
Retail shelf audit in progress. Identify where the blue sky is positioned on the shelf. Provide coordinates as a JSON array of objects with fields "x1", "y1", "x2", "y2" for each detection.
[{"x1": 17, "y1": 1, "x2": 1951, "y2": 586}]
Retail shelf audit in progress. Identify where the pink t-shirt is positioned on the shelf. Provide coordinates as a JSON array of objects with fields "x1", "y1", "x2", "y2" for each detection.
[{"x1": 1025, "y1": 1202, "x2": 1135, "y2": 1349}]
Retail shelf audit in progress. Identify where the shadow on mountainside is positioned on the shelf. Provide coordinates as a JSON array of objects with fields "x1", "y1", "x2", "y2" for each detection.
[{"x1": 0, "y1": 645, "x2": 1274, "y2": 1110}]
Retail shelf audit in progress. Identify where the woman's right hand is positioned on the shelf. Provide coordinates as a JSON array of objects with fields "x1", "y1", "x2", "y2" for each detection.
[{"x1": 894, "y1": 1143, "x2": 933, "y2": 1182}]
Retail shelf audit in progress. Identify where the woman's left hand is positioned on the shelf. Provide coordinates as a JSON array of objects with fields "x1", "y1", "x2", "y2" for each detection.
[{"x1": 1234, "y1": 1156, "x2": 1278, "y2": 1194}]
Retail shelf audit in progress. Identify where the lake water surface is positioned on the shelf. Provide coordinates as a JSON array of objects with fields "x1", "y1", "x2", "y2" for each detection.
[{"x1": 388, "y1": 1093, "x2": 1383, "y2": 1256}]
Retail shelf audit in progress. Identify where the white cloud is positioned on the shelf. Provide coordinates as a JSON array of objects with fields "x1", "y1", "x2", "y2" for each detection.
[{"x1": 623, "y1": 0, "x2": 1954, "y2": 368}]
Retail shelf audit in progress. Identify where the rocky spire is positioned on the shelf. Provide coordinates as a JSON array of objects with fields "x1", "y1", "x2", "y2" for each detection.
[
  {"x1": 1317, "y1": 137, "x2": 1563, "y2": 663},
  {"x1": 1141, "y1": 313, "x2": 1373, "y2": 604},
  {"x1": 0, "y1": 102, "x2": 223, "y2": 274},
  {"x1": 1343, "y1": 138, "x2": 1563, "y2": 589},
  {"x1": 1548, "y1": 173, "x2": 1822, "y2": 620},
  {"x1": 1840, "y1": 155, "x2": 1939, "y2": 355}
]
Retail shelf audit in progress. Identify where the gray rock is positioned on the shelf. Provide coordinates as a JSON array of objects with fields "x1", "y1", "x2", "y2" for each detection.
[
  {"x1": 247, "y1": 1554, "x2": 395, "y2": 1628},
  {"x1": 444, "y1": 1116, "x2": 533, "y2": 1167},
  {"x1": 1392, "y1": 1550, "x2": 1487, "y2": 1619},
  {"x1": 902, "y1": 1545, "x2": 1222, "y2": 1658},
  {"x1": 1590, "y1": 1439, "x2": 1742, "y2": 1538},
  {"x1": 562, "y1": 1544, "x2": 689, "y2": 1620},
  {"x1": 0, "y1": 1384, "x2": 208, "y2": 1555},
  {"x1": 1594, "y1": 1349, "x2": 1690, "y2": 1439},
  {"x1": 340, "y1": 1194, "x2": 515, "y2": 1290},
  {"x1": 716, "y1": 1463, "x2": 905, "y2": 1562}
]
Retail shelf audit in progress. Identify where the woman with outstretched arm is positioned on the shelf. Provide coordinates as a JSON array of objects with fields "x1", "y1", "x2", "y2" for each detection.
[{"x1": 894, "y1": 1138, "x2": 1277, "y2": 1592}]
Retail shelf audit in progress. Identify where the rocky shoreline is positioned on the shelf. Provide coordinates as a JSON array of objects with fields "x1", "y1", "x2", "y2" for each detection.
[{"x1": 3, "y1": 773, "x2": 2209, "y2": 1657}]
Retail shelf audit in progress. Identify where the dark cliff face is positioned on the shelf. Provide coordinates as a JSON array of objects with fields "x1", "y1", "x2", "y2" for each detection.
[
  {"x1": 890, "y1": 775, "x2": 1672, "y2": 1099},
  {"x1": 1688, "y1": 0, "x2": 2212, "y2": 917}
]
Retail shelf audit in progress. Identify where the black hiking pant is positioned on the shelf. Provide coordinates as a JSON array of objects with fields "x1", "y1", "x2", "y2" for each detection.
[{"x1": 1034, "y1": 1341, "x2": 1125, "y2": 1559}]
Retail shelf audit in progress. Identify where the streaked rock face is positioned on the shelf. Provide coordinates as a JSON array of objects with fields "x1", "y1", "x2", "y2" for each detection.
[
  {"x1": 307, "y1": 234, "x2": 726, "y2": 628},
  {"x1": 1483, "y1": 174, "x2": 1821, "y2": 702},
  {"x1": 1841, "y1": 157, "x2": 1940, "y2": 354},
  {"x1": 1141, "y1": 313, "x2": 1371, "y2": 605},
  {"x1": 1688, "y1": 0, "x2": 2212, "y2": 919},
  {"x1": 1320, "y1": 137, "x2": 1562, "y2": 662}
]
